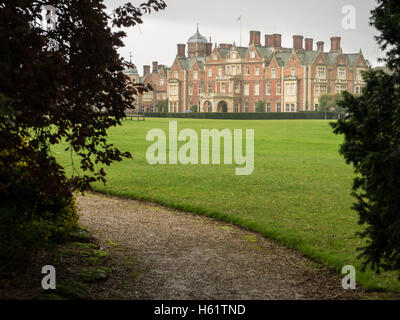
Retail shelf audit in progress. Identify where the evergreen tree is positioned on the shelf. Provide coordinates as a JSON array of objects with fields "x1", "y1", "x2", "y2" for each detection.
[{"x1": 331, "y1": 0, "x2": 400, "y2": 276}]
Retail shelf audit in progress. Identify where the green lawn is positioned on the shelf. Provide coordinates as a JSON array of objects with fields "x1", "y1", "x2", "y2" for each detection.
[{"x1": 54, "y1": 118, "x2": 400, "y2": 293}]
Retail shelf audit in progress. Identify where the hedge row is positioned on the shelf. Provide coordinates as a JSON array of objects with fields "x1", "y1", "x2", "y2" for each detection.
[{"x1": 142, "y1": 112, "x2": 342, "y2": 120}]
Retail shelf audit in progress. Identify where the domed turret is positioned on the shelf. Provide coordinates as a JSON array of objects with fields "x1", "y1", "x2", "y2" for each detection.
[
  {"x1": 188, "y1": 26, "x2": 208, "y2": 44},
  {"x1": 187, "y1": 26, "x2": 209, "y2": 57}
]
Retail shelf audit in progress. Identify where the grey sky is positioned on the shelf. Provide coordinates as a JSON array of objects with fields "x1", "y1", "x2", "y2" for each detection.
[{"x1": 104, "y1": 0, "x2": 384, "y2": 73}]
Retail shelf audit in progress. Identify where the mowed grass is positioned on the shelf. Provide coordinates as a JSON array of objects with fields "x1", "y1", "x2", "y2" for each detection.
[{"x1": 54, "y1": 119, "x2": 400, "y2": 293}]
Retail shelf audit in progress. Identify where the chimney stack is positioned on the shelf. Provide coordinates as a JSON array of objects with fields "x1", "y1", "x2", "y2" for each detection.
[
  {"x1": 317, "y1": 41, "x2": 324, "y2": 52},
  {"x1": 265, "y1": 34, "x2": 274, "y2": 47},
  {"x1": 273, "y1": 34, "x2": 282, "y2": 48},
  {"x1": 293, "y1": 35, "x2": 304, "y2": 51},
  {"x1": 330, "y1": 37, "x2": 341, "y2": 52},
  {"x1": 305, "y1": 38, "x2": 313, "y2": 51},
  {"x1": 206, "y1": 43, "x2": 213, "y2": 56},
  {"x1": 177, "y1": 44, "x2": 186, "y2": 58},
  {"x1": 250, "y1": 31, "x2": 261, "y2": 46},
  {"x1": 219, "y1": 43, "x2": 233, "y2": 49},
  {"x1": 152, "y1": 61, "x2": 158, "y2": 73},
  {"x1": 143, "y1": 65, "x2": 150, "y2": 76}
]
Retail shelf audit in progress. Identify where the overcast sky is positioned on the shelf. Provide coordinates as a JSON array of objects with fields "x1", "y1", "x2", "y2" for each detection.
[{"x1": 104, "y1": 0, "x2": 384, "y2": 73}]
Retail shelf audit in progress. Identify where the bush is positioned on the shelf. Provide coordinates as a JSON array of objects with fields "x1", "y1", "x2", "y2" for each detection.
[
  {"x1": 143, "y1": 112, "x2": 341, "y2": 120},
  {"x1": 0, "y1": 147, "x2": 79, "y2": 273}
]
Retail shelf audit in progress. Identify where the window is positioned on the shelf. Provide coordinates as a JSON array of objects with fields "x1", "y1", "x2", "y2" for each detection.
[
  {"x1": 255, "y1": 84, "x2": 260, "y2": 96},
  {"x1": 357, "y1": 69, "x2": 364, "y2": 81},
  {"x1": 277, "y1": 103, "x2": 281, "y2": 112},
  {"x1": 213, "y1": 54, "x2": 218, "y2": 60},
  {"x1": 250, "y1": 51, "x2": 256, "y2": 58},
  {"x1": 355, "y1": 86, "x2": 360, "y2": 94},
  {"x1": 291, "y1": 104, "x2": 295, "y2": 112},
  {"x1": 208, "y1": 83, "x2": 212, "y2": 93},
  {"x1": 174, "y1": 71, "x2": 179, "y2": 79},
  {"x1": 338, "y1": 67, "x2": 346, "y2": 79},
  {"x1": 291, "y1": 68, "x2": 296, "y2": 77},
  {"x1": 169, "y1": 84, "x2": 178, "y2": 95},
  {"x1": 218, "y1": 67, "x2": 222, "y2": 77},
  {"x1": 232, "y1": 52, "x2": 237, "y2": 59},
  {"x1": 266, "y1": 82, "x2": 271, "y2": 95},
  {"x1": 272, "y1": 68, "x2": 277, "y2": 79},
  {"x1": 244, "y1": 84, "x2": 250, "y2": 96},
  {"x1": 245, "y1": 66, "x2": 250, "y2": 76},
  {"x1": 245, "y1": 103, "x2": 249, "y2": 112},
  {"x1": 221, "y1": 82, "x2": 226, "y2": 93},
  {"x1": 267, "y1": 103, "x2": 271, "y2": 112},
  {"x1": 232, "y1": 65, "x2": 237, "y2": 76},
  {"x1": 336, "y1": 85, "x2": 347, "y2": 93},
  {"x1": 285, "y1": 82, "x2": 296, "y2": 96},
  {"x1": 276, "y1": 83, "x2": 281, "y2": 95},
  {"x1": 235, "y1": 83, "x2": 240, "y2": 93},
  {"x1": 285, "y1": 104, "x2": 290, "y2": 112},
  {"x1": 255, "y1": 66, "x2": 260, "y2": 76},
  {"x1": 315, "y1": 104, "x2": 319, "y2": 111},
  {"x1": 189, "y1": 85, "x2": 193, "y2": 95},
  {"x1": 317, "y1": 66, "x2": 326, "y2": 79},
  {"x1": 234, "y1": 104, "x2": 239, "y2": 112},
  {"x1": 208, "y1": 69, "x2": 212, "y2": 78},
  {"x1": 314, "y1": 84, "x2": 327, "y2": 97},
  {"x1": 159, "y1": 78, "x2": 165, "y2": 86},
  {"x1": 198, "y1": 85, "x2": 202, "y2": 95},
  {"x1": 193, "y1": 71, "x2": 198, "y2": 80}
]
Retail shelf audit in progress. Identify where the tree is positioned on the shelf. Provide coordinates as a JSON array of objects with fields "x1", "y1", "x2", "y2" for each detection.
[
  {"x1": 157, "y1": 99, "x2": 168, "y2": 113},
  {"x1": 0, "y1": 0, "x2": 166, "y2": 196},
  {"x1": 0, "y1": 1, "x2": 166, "y2": 269},
  {"x1": 191, "y1": 105, "x2": 198, "y2": 113},
  {"x1": 331, "y1": 0, "x2": 400, "y2": 276},
  {"x1": 319, "y1": 93, "x2": 344, "y2": 113},
  {"x1": 256, "y1": 101, "x2": 265, "y2": 113}
]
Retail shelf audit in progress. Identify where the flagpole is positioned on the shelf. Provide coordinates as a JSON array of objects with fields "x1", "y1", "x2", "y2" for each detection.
[{"x1": 240, "y1": 16, "x2": 242, "y2": 46}]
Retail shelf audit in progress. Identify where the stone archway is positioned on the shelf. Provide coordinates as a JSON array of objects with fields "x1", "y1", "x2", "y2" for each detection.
[{"x1": 217, "y1": 101, "x2": 228, "y2": 113}]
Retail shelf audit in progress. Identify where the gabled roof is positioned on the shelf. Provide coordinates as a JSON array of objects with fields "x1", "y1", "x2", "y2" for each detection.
[
  {"x1": 217, "y1": 48, "x2": 230, "y2": 59},
  {"x1": 177, "y1": 56, "x2": 206, "y2": 71},
  {"x1": 344, "y1": 53, "x2": 360, "y2": 67}
]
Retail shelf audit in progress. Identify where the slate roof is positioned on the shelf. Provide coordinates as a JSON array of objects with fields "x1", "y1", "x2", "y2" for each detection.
[
  {"x1": 188, "y1": 28, "x2": 208, "y2": 44},
  {"x1": 177, "y1": 56, "x2": 206, "y2": 70}
]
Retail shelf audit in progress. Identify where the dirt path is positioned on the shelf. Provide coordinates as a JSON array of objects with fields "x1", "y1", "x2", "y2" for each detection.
[{"x1": 76, "y1": 193, "x2": 362, "y2": 300}]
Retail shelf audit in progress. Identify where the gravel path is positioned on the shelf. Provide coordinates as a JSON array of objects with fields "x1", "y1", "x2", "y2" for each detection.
[{"x1": 77, "y1": 193, "x2": 362, "y2": 300}]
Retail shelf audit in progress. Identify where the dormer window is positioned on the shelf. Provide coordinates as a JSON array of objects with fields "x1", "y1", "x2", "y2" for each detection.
[
  {"x1": 272, "y1": 68, "x2": 277, "y2": 79},
  {"x1": 213, "y1": 54, "x2": 218, "y2": 60},
  {"x1": 338, "y1": 67, "x2": 346, "y2": 79},
  {"x1": 317, "y1": 67, "x2": 326, "y2": 79},
  {"x1": 193, "y1": 71, "x2": 198, "y2": 80},
  {"x1": 357, "y1": 68, "x2": 365, "y2": 81},
  {"x1": 232, "y1": 52, "x2": 237, "y2": 59},
  {"x1": 291, "y1": 68, "x2": 296, "y2": 77},
  {"x1": 250, "y1": 51, "x2": 256, "y2": 58}
]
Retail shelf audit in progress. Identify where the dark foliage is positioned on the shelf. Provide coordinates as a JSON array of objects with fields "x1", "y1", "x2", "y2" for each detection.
[
  {"x1": 0, "y1": 0, "x2": 166, "y2": 197},
  {"x1": 331, "y1": 0, "x2": 400, "y2": 275},
  {"x1": 0, "y1": 0, "x2": 166, "y2": 271}
]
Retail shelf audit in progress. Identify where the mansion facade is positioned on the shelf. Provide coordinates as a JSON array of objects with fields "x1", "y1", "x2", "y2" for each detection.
[{"x1": 132, "y1": 28, "x2": 368, "y2": 113}]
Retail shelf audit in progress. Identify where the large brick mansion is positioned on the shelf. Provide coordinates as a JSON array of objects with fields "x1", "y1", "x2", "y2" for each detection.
[{"x1": 129, "y1": 28, "x2": 368, "y2": 113}]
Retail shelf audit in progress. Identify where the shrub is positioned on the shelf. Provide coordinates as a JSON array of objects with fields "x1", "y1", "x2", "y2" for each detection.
[{"x1": 0, "y1": 146, "x2": 79, "y2": 273}]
